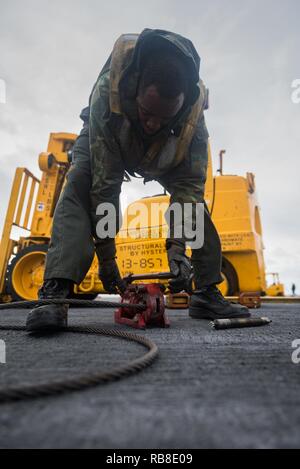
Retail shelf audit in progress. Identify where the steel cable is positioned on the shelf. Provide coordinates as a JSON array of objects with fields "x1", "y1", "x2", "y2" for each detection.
[
  {"x1": 0, "y1": 299, "x2": 145, "y2": 310},
  {"x1": 0, "y1": 300, "x2": 158, "y2": 403}
]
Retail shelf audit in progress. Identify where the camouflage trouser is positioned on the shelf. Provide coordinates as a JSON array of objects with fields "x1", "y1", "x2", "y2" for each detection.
[{"x1": 45, "y1": 129, "x2": 223, "y2": 288}]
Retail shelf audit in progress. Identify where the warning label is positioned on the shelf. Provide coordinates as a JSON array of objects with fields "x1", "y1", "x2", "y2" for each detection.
[
  {"x1": 220, "y1": 232, "x2": 253, "y2": 250},
  {"x1": 117, "y1": 242, "x2": 167, "y2": 272},
  {"x1": 118, "y1": 242, "x2": 166, "y2": 257}
]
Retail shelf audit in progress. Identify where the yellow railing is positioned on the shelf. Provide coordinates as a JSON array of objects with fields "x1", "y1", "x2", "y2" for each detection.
[{"x1": 0, "y1": 168, "x2": 40, "y2": 294}]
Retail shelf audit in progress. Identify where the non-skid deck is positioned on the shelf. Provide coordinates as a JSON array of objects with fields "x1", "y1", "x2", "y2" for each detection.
[{"x1": 0, "y1": 302, "x2": 299, "y2": 448}]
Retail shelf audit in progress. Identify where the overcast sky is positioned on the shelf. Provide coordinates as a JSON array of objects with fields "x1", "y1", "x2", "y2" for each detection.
[{"x1": 0, "y1": 0, "x2": 299, "y2": 293}]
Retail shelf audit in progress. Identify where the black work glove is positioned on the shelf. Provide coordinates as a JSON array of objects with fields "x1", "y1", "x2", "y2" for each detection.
[
  {"x1": 99, "y1": 259, "x2": 127, "y2": 294},
  {"x1": 167, "y1": 243, "x2": 192, "y2": 294}
]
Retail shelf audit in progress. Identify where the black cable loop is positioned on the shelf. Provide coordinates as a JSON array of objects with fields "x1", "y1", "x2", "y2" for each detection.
[{"x1": 0, "y1": 300, "x2": 159, "y2": 403}]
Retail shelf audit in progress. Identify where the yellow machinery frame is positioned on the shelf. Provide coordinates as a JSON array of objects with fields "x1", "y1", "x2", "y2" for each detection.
[
  {"x1": 0, "y1": 132, "x2": 279, "y2": 302},
  {"x1": 0, "y1": 168, "x2": 40, "y2": 299}
]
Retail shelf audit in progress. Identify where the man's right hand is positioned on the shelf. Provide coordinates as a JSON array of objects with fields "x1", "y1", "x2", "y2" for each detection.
[
  {"x1": 167, "y1": 243, "x2": 193, "y2": 294},
  {"x1": 99, "y1": 259, "x2": 127, "y2": 294}
]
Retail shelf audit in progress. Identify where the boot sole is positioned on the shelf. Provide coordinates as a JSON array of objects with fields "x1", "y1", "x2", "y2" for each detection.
[{"x1": 189, "y1": 306, "x2": 251, "y2": 320}]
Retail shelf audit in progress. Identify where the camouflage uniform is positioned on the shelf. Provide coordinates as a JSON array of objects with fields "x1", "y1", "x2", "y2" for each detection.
[{"x1": 45, "y1": 29, "x2": 223, "y2": 289}]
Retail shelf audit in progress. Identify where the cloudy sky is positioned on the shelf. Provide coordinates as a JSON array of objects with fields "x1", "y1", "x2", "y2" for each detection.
[{"x1": 0, "y1": 0, "x2": 299, "y2": 293}]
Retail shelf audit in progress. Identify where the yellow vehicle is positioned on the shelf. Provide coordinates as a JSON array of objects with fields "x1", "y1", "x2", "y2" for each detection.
[
  {"x1": 116, "y1": 149, "x2": 267, "y2": 297},
  {"x1": 266, "y1": 273, "x2": 285, "y2": 297},
  {"x1": 0, "y1": 132, "x2": 102, "y2": 302},
  {"x1": 0, "y1": 132, "x2": 273, "y2": 302}
]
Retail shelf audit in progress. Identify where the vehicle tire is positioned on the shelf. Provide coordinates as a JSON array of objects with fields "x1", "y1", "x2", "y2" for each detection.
[
  {"x1": 219, "y1": 257, "x2": 239, "y2": 296},
  {"x1": 6, "y1": 245, "x2": 99, "y2": 302},
  {"x1": 6, "y1": 244, "x2": 49, "y2": 301}
]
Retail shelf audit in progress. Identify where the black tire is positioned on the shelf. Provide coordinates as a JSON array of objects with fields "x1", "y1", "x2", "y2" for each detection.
[
  {"x1": 221, "y1": 257, "x2": 239, "y2": 296},
  {"x1": 6, "y1": 245, "x2": 99, "y2": 302},
  {"x1": 6, "y1": 244, "x2": 49, "y2": 301}
]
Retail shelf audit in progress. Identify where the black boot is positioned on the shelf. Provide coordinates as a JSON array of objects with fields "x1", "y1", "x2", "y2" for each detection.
[
  {"x1": 189, "y1": 285, "x2": 250, "y2": 320},
  {"x1": 26, "y1": 279, "x2": 73, "y2": 332}
]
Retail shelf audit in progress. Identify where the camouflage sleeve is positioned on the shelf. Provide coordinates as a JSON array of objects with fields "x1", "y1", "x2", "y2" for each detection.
[
  {"x1": 89, "y1": 71, "x2": 125, "y2": 260},
  {"x1": 157, "y1": 114, "x2": 209, "y2": 249}
]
